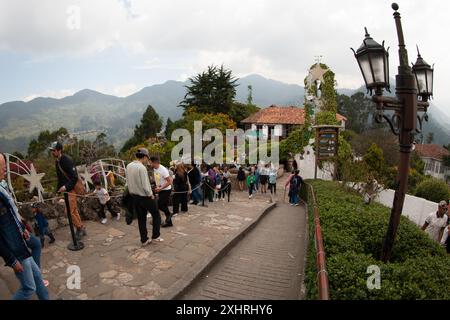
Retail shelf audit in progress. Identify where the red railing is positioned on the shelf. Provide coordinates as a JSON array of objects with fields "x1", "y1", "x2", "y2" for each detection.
[{"x1": 308, "y1": 183, "x2": 330, "y2": 300}]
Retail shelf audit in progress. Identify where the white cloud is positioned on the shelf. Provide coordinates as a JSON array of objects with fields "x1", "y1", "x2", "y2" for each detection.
[
  {"x1": 2, "y1": 0, "x2": 450, "y2": 108},
  {"x1": 111, "y1": 83, "x2": 141, "y2": 97}
]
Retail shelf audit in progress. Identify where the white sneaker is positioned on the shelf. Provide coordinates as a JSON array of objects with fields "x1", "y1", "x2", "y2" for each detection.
[
  {"x1": 147, "y1": 213, "x2": 152, "y2": 219},
  {"x1": 295, "y1": 203, "x2": 299, "y2": 206},
  {"x1": 249, "y1": 195, "x2": 253, "y2": 199},
  {"x1": 116, "y1": 213, "x2": 121, "y2": 221},
  {"x1": 141, "y1": 239, "x2": 152, "y2": 247},
  {"x1": 153, "y1": 237, "x2": 164, "y2": 243},
  {"x1": 101, "y1": 218, "x2": 107, "y2": 224},
  {"x1": 173, "y1": 213, "x2": 178, "y2": 217}
]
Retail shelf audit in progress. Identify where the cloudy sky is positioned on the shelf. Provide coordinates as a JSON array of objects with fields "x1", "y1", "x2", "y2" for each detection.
[{"x1": 0, "y1": 0, "x2": 449, "y2": 110}]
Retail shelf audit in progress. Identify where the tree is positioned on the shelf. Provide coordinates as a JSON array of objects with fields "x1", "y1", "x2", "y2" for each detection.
[
  {"x1": 279, "y1": 127, "x2": 311, "y2": 162},
  {"x1": 121, "y1": 105, "x2": 163, "y2": 153},
  {"x1": 180, "y1": 65, "x2": 239, "y2": 114},
  {"x1": 425, "y1": 132, "x2": 434, "y2": 144},
  {"x1": 165, "y1": 118, "x2": 174, "y2": 140},
  {"x1": 27, "y1": 127, "x2": 68, "y2": 159},
  {"x1": 315, "y1": 111, "x2": 339, "y2": 126},
  {"x1": 363, "y1": 143, "x2": 386, "y2": 175},
  {"x1": 415, "y1": 178, "x2": 450, "y2": 203},
  {"x1": 228, "y1": 102, "x2": 260, "y2": 126},
  {"x1": 337, "y1": 92, "x2": 373, "y2": 133},
  {"x1": 351, "y1": 128, "x2": 399, "y2": 167},
  {"x1": 247, "y1": 85, "x2": 253, "y2": 106}
]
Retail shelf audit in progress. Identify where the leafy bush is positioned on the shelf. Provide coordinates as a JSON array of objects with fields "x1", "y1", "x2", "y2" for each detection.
[
  {"x1": 415, "y1": 178, "x2": 450, "y2": 203},
  {"x1": 305, "y1": 180, "x2": 450, "y2": 300}
]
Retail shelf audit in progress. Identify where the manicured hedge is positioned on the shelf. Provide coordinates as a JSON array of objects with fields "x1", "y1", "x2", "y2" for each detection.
[{"x1": 304, "y1": 180, "x2": 450, "y2": 300}]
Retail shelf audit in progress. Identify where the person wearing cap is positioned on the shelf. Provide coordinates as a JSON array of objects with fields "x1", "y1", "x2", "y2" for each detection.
[
  {"x1": 422, "y1": 200, "x2": 449, "y2": 243},
  {"x1": 49, "y1": 141, "x2": 87, "y2": 240},
  {"x1": 126, "y1": 148, "x2": 162, "y2": 246}
]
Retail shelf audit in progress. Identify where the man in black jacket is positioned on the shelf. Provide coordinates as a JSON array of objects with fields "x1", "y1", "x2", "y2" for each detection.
[
  {"x1": 187, "y1": 163, "x2": 203, "y2": 205},
  {"x1": 49, "y1": 141, "x2": 86, "y2": 240}
]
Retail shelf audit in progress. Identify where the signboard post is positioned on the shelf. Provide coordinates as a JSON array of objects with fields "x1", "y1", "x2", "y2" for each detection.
[{"x1": 313, "y1": 125, "x2": 340, "y2": 180}]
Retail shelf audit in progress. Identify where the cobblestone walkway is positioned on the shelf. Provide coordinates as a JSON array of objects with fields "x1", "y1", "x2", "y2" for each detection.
[{"x1": 0, "y1": 189, "x2": 273, "y2": 300}]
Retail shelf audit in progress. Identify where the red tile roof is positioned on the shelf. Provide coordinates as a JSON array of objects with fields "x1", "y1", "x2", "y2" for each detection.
[
  {"x1": 415, "y1": 144, "x2": 450, "y2": 160},
  {"x1": 241, "y1": 105, "x2": 347, "y2": 125}
]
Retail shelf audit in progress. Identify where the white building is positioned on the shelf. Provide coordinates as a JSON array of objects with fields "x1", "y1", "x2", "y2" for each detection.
[{"x1": 415, "y1": 144, "x2": 450, "y2": 183}]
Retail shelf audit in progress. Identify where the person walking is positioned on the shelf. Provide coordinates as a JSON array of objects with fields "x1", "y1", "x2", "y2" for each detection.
[
  {"x1": 268, "y1": 166, "x2": 277, "y2": 195},
  {"x1": 187, "y1": 164, "x2": 202, "y2": 205},
  {"x1": 247, "y1": 171, "x2": 256, "y2": 199},
  {"x1": 254, "y1": 164, "x2": 260, "y2": 192},
  {"x1": 237, "y1": 167, "x2": 246, "y2": 191},
  {"x1": 125, "y1": 148, "x2": 162, "y2": 246},
  {"x1": 422, "y1": 200, "x2": 448, "y2": 243},
  {"x1": 49, "y1": 141, "x2": 87, "y2": 240},
  {"x1": 286, "y1": 170, "x2": 303, "y2": 206},
  {"x1": 0, "y1": 153, "x2": 49, "y2": 300},
  {"x1": 150, "y1": 156, "x2": 173, "y2": 228},
  {"x1": 31, "y1": 203, "x2": 55, "y2": 247},
  {"x1": 91, "y1": 181, "x2": 120, "y2": 224},
  {"x1": 173, "y1": 163, "x2": 189, "y2": 215},
  {"x1": 220, "y1": 166, "x2": 232, "y2": 201},
  {"x1": 259, "y1": 164, "x2": 269, "y2": 194},
  {"x1": 213, "y1": 166, "x2": 222, "y2": 202}
]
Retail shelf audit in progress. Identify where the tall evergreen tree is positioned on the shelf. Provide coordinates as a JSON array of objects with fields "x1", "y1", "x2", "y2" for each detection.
[
  {"x1": 121, "y1": 105, "x2": 162, "y2": 153},
  {"x1": 180, "y1": 65, "x2": 238, "y2": 114}
]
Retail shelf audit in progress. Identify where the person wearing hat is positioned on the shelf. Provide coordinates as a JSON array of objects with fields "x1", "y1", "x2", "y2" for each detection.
[
  {"x1": 125, "y1": 148, "x2": 162, "y2": 246},
  {"x1": 422, "y1": 200, "x2": 449, "y2": 243},
  {"x1": 31, "y1": 203, "x2": 55, "y2": 247},
  {"x1": 49, "y1": 141, "x2": 87, "y2": 240}
]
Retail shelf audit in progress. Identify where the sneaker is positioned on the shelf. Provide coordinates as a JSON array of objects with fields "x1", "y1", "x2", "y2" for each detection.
[
  {"x1": 161, "y1": 222, "x2": 173, "y2": 228},
  {"x1": 101, "y1": 218, "x2": 107, "y2": 224},
  {"x1": 147, "y1": 213, "x2": 152, "y2": 219},
  {"x1": 153, "y1": 237, "x2": 164, "y2": 243},
  {"x1": 172, "y1": 213, "x2": 178, "y2": 218},
  {"x1": 141, "y1": 239, "x2": 152, "y2": 247},
  {"x1": 249, "y1": 195, "x2": 253, "y2": 199},
  {"x1": 116, "y1": 213, "x2": 121, "y2": 221},
  {"x1": 295, "y1": 203, "x2": 300, "y2": 206}
]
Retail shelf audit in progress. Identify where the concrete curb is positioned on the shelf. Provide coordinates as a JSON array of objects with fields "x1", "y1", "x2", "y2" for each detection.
[{"x1": 160, "y1": 202, "x2": 277, "y2": 300}]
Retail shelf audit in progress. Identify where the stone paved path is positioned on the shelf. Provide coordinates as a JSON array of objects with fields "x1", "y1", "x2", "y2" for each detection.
[
  {"x1": 181, "y1": 193, "x2": 307, "y2": 300},
  {"x1": 0, "y1": 187, "x2": 274, "y2": 300}
]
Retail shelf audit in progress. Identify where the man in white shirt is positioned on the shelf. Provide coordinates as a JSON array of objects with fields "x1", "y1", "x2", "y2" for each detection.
[
  {"x1": 126, "y1": 148, "x2": 162, "y2": 246},
  {"x1": 150, "y1": 156, "x2": 173, "y2": 228},
  {"x1": 422, "y1": 200, "x2": 448, "y2": 243}
]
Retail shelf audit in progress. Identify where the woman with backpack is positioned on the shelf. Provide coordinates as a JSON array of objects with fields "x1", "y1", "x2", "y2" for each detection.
[{"x1": 286, "y1": 170, "x2": 303, "y2": 206}]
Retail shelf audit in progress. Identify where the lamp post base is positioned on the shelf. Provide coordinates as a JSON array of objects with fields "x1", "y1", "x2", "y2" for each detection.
[{"x1": 68, "y1": 241, "x2": 85, "y2": 251}]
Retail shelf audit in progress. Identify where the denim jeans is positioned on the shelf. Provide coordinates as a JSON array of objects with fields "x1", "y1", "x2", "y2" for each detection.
[
  {"x1": 13, "y1": 257, "x2": 49, "y2": 300},
  {"x1": 289, "y1": 192, "x2": 299, "y2": 204},
  {"x1": 191, "y1": 185, "x2": 203, "y2": 203},
  {"x1": 26, "y1": 233, "x2": 42, "y2": 268}
]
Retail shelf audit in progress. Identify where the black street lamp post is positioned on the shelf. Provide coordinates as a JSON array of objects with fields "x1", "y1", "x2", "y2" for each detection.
[{"x1": 352, "y1": 3, "x2": 434, "y2": 262}]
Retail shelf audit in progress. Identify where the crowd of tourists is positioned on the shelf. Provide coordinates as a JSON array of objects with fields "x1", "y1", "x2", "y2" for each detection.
[{"x1": 3, "y1": 141, "x2": 448, "y2": 300}]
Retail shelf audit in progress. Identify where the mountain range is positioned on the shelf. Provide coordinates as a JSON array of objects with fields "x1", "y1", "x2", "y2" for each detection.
[{"x1": 0, "y1": 74, "x2": 448, "y2": 153}]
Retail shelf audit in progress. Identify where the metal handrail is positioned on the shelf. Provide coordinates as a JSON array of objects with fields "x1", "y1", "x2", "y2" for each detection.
[{"x1": 307, "y1": 183, "x2": 330, "y2": 300}]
